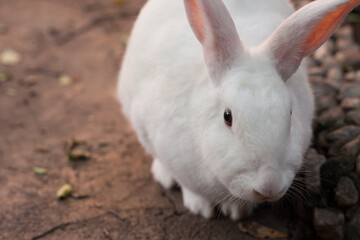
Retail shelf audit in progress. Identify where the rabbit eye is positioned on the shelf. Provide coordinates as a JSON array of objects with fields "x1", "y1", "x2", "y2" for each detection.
[{"x1": 224, "y1": 109, "x2": 232, "y2": 127}]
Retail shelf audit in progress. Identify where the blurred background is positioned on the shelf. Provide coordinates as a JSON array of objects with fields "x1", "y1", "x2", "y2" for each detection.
[{"x1": 0, "y1": 0, "x2": 359, "y2": 239}]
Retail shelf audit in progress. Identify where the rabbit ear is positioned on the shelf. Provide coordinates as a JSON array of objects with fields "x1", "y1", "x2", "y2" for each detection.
[
  {"x1": 184, "y1": 0, "x2": 243, "y2": 84},
  {"x1": 263, "y1": 0, "x2": 360, "y2": 80}
]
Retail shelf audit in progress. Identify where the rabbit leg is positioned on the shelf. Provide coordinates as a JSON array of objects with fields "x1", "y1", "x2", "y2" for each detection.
[
  {"x1": 220, "y1": 201, "x2": 253, "y2": 220},
  {"x1": 151, "y1": 158, "x2": 175, "y2": 189},
  {"x1": 181, "y1": 186, "x2": 213, "y2": 219}
]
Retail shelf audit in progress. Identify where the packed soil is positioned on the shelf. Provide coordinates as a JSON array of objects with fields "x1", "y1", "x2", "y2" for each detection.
[{"x1": 0, "y1": 1, "x2": 359, "y2": 240}]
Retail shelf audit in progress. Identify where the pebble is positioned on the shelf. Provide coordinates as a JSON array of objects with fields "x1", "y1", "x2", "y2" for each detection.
[
  {"x1": 317, "y1": 130, "x2": 330, "y2": 150},
  {"x1": 340, "y1": 135, "x2": 360, "y2": 160},
  {"x1": 0, "y1": 48, "x2": 21, "y2": 66},
  {"x1": 322, "y1": 56, "x2": 340, "y2": 72},
  {"x1": 316, "y1": 95, "x2": 337, "y2": 113},
  {"x1": 345, "y1": 110, "x2": 360, "y2": 126},
  {"x1": 347, "y1": 208, "x2": 360, "y2": 240},
  {"x1": 304, "y1": 149, "x2": 326, "y2": 190},
  {"x1": 326, "y1": 125, "x2": 360, "y2": 146},
  {"x1": 357, "y1": 155, "x2": 360, "y2": 174},
  {"x1": 313, "y1": 43, "x2": 330, "y2": 62},
  {"x1": 317, "y1": 107, "x2": 344, "y2": 129},
  {"x1": 324, "y1": 77, "x2": 343, "y2": 91},
  {"x1": 295, "y1": 0, "x2": 312, "y2": 9},
  {"x1": 312, "y1": 82, "x2": 338, "y2": 98},
  {"x1": 320, "y1": 161, "x2": 344, "y2": 191},
  {"x1": 335, "y1": 50, "x2": 360, "y2": 67},
  {"x1": 309, "y1": 76, "x2": 323, "y2": 85},
  {"x1": 344, "y1": 71, "x2": 360, "y2": 82},
  {"x1": 338, "y1": 84, "x2": 360, "y2": 100},
  {"x1": 306, "y1": 57, "x2": 318, "y2": 68},
  {"x1": 326, "y1": 67, "x2": 343, "y2": 80},
  {"x1": 335, "y1": 25, "x2": 354, "y2": 39},
  {"x1": 308, "y1": 66, "x2": 325, "y2": 76},
  {"x1": 334, "y1": 177, "x2": 359, "y2": 207},
  {"x1": 336, "y1": 38, "x2": 359, "y2": 52},
  {"x1": 24, "y1": 75, "x2": 37, "y2": 86},
  {"x1": 340, "y1": 98, "x2": 360, "y2": 111},
  {"x1": 59, "y1": 74, "x2": 72, "y2": 86},
  {"x1": 313, "y1": 208, "x2": 344, "y2": 240}
]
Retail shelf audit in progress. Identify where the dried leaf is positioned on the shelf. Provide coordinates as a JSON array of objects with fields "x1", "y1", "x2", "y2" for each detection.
[
  {"x1": 238, "y1": 221, "x2": 287, "y2": 239},
  {"x1": 1, "y1": 48, "x2": 21, "y2": 66},
  {"x1": 98, "y1": 141, "x2": 109, "y2": 147},
  {"x1": 0, "y1": 70, "x2": 11, "y2": 83},
  {"x1": 65, "y1": 138, "x2": 87, "y2": 154},
  {"x1": 68, "y1": 149, "x2": 91, "y2": 161},
  {"x1": 120, "y1": 36, "x2": 128, "y2": 46},
  {"x1": 65, "y1": 138, "x2": 76, "y2": 153},
  {"x1": 56, "y1": 184, "x2": 73, "y2": 199},
  {"x1": 113, "y1": 0, "x2": 125, "y2": 6},
  {"x1": 5, "y1": 88, "x2": 16, "y2": 97},
  {"x1": 33, "y1": 167, "x2": 47, "y2": 175},
  {"x1": 36, "y1": 146, "x2": 49, "y2": 153}
]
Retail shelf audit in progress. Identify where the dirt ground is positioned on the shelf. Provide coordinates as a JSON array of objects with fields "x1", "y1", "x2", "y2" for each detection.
[{"x1": 0, "y1": 1, "x2": 332, "y2": 239}]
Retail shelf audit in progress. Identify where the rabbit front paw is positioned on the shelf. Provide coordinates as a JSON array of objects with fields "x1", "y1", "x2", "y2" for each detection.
[
  {"x1": 220, "y1": 201, "x2": 253, "y2": 220},
  {"x1": 182, "y1": 187, "x2": 213, "y2": 219},
  {"x1": 151, "y1": 158, "x2": 175, "y2": 189}
]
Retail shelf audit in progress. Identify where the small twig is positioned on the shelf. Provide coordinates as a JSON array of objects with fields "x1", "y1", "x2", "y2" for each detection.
[
  {"x1": 31, "y1": 222, "x2": 73, "y2": 240},
  {"x1": 71, "y1": 194, "x2": 90, "y2": 200},
  {"x1": 106, "y1": 209, "x2": 125, "y2": 221},
  {"x1": 103, "y1": 228, "x2": 112, "y2": 240}
]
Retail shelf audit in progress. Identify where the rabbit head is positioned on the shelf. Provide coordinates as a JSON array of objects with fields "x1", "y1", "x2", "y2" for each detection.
[{"x1": 185, "y1": 0, "x2": 359, "y2": 203}]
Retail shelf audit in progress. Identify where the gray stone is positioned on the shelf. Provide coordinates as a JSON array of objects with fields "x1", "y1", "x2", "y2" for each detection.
[
  {"x1": 304, "y1": 149, "x2": 327, "y2": 191},
  {"x1": 317, "y1": 130, "x2": 331, "y2": 150},
  {"x1": 340, "y1": 135, "x2": 360, "y2": 160},
  {"x1": 338, "y1": 84, "x2": 360, "y2": 100},
  {"x1": 334, "y1": 177, "x2": 359, "y2": 208},
  {"x1": 322, "y1": 56, "x2": 341, "y2": 72},
  {"x1": 340, "y1": 98, "x2": 360, "y2": 111},
  {"x1": 307, "y1": 57, "x2": 318, "y2": 68},
  {"x1": 309, "y1": 76, "x2": 324, "y2": 85},
  {"x1": 313, "y1": 208, "x2": 345, "y2": 240},
  {"x1": 335, "y1": 50, "x2": 360, "y2": 68},
  {"x1": 316, "y1": 95, "x2": 337, "y2": 113},
  {"x1": 335, "y1": 25, "x2": 354, "y2": 39},
  {"x1": 312, "y1": 82, "x2": 338, "y2": 98},
  {"x1": 346, "y1": 208, "x2": 360, "y2": 240},
  {"x1": 356, "y1": 155, "x2": 360, "y2": 174},
  {"x1": 336, "y1": 38, "x2": 359, "y2": 52},
  {"x1": 327, "y1": 125, "x2": 360, "y2": 145},
  {"x1": 344, "y1": 71, "x2": 360, "y2": 82},
  {"x1": 327, "y1": 66, "x2": 343, "y2": 80},
  {"x1": 317, "y1": 107, "x2": 345, "y2": 129},
  {"x1": 324, "y1": 77, "x2": 344, "y2": 91},
  {"x1": 314, "y1": 43, "x2": 331, "y2": 62},
  {"x1": 309, "y1": 66, "x2": 325, "y2": 76},
  {"x1": 345, "y1": 110, "x2": 360, "y2": 126},
  {"x1": 327, "y1": 126, "x2": 360, "y2": 156}
]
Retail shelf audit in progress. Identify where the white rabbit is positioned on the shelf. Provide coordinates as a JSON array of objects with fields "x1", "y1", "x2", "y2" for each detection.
[{"x1": 118, "y1": 0, "x2": 360, "y2": 219}]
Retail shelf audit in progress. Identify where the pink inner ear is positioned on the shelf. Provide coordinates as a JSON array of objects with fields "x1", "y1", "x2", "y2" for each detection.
[
  {"x1": 185, "y1": 0, "x2": 205, "y2": 43},
  {"x1": 303, "y1": 0, "x2": 360, "y2": 56}
]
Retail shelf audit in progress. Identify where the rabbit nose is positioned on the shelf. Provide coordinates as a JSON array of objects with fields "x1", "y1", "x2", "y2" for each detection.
[{"x1": 253, "y1": 186, "x2": 286, "y2": 202}]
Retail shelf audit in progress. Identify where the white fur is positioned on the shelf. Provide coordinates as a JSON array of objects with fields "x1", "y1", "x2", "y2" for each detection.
[{"x1": 118, "y1": 0, "x2": 356, "y2": 219}]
